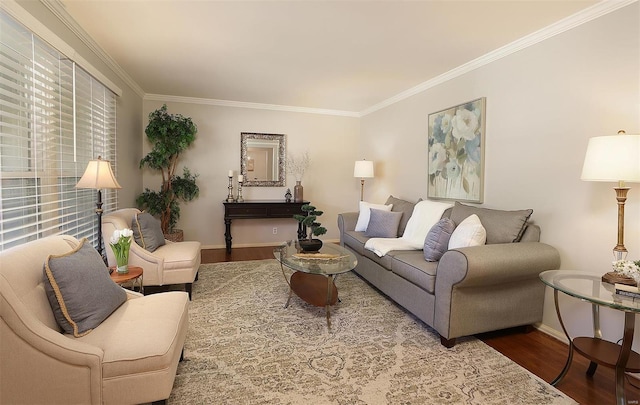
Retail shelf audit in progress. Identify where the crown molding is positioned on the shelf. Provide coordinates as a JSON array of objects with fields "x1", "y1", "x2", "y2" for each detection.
[
  {"x1": 40, "y1": 0, "x2": 145, "y2": 98},
  {"x1": 145, "y1": 94, "x2": 360, "y2": 118},
  {"x1": 360, "y1": 0, "x2": 638, "y2": 116}
]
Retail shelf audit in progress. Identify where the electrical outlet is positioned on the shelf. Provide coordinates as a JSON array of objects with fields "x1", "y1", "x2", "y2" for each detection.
[{"x1": 272, "y1": 227, "x2": 277, "y2": 234}]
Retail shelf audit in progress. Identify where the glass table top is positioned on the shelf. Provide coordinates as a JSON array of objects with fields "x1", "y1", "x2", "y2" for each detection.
[
  {"x1": 273, "y1": 241, "x2": 357, "y2": 276},
  {"x1": 540, "y1": 270, "x2": 640, "y2": 313}
]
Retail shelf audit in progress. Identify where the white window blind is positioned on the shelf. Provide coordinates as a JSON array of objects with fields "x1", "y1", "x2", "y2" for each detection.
[{"x1": 0, "y1": 11, "x2": 117, "y2": 251}]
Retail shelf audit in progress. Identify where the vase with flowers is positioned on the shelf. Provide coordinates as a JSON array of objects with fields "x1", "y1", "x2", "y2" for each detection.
[
  {"x1": 287, "y1": 151, "x2": 310, "y2": 203},
  {"x1": 110, "y1": 228, "x2": 133, "y2": 274},
  {"x1": 612, "y1": 259, "x2": 640, "y2": 285}
]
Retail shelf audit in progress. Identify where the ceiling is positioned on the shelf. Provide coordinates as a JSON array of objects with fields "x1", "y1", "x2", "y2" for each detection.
[{"x1": 59, "y1": 0, "x2": 599, "y2": 114}]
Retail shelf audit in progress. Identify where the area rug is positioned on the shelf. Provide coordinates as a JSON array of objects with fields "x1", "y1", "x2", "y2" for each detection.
[{"x1": 169, "y1": 260, "x2": 576, "y2": 404}]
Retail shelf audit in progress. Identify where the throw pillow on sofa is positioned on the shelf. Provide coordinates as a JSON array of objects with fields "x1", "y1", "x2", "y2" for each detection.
[
  {"x1": 423, "y1": 217, "x2": 456, "y2": 261},
  {"x1": 43, "y1": 238, "x2": 127, "y2": 337},
  {"x1": 355, "y1": 201, "x2": 393, "y2": 232},
  {"x1": 448, "y1": 214, "x2": 487, "y2": 249},
  {"x1": 401, "y1": 200, "x2": 453, "y2": 248},
  {"x1": 365, "y1": 209, "x2": 403, "y2": 238},
  {"x1": 385, "y1": 195, "x2": 418, "y2": 237},
  {"x1": 449, "y1": 202, "x2": 532, "y2": 244},
  {"x1": 132, "y1": 212, "x2": 166, "y2": 252}
]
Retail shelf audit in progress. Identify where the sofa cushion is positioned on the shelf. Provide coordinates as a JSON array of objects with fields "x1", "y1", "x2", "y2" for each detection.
[
  {"x1": 365, "y1": 209, "x2": 403, "y2": 238},
  {"x1": 355, "y1": 201, "x2": 393, "y2": 232},
  {"x1": 43, "y1": 239, "x2": 127, "y2": 337},
  {"x1": 448, "y1": 214, "x2": 487, "y2": 249},
  {"x1": 449, "y1": 202, "x2": 533, "y2": 244},
  {"x1": 424, "y1": 218, "x2": 456, "y2": 262},
  {"x1": 132, "y1": 212, "x2": 166, "y2": 252},
  {"x1": 390, "y1": 252, "x2": 438, "y2": 293},
  {"x1": 72, "y1": 291, "x2": 189, "y2": 378},
  {"x1": 401, "y1": 200, "x2": 453, "y2": 248},
  {"x1": 385, "y1": 195, "x2": 417, "y2": 237}
]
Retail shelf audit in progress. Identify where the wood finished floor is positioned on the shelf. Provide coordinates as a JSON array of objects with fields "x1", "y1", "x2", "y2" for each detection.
[{"x1": 201, "y1": 246, "x2": 640, "y2": 405}]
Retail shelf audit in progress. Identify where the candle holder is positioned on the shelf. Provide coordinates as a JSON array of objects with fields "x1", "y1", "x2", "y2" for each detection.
[
  {"x1": 226, "y1": 176, "x2": 235, "y2": 202},
  {"x1": 236, "y1": 180, "x2": 244, "y2": 202}
]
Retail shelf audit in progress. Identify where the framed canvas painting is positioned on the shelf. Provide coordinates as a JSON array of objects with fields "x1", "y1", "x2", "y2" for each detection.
[{"x1": 427, "y1": 97, "x2": 485, "y2": 203}]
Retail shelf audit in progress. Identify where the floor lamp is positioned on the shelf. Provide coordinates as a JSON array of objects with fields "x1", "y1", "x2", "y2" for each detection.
[
  {"x1": 76, "y1": 156, "x2": 122, "y2": 263},
  {"x1": 581, "y1": 131, "x2": 640, "y2": 260},
  {"x1": 354, "y1": 160, "x2": 374, "y2": 201}
]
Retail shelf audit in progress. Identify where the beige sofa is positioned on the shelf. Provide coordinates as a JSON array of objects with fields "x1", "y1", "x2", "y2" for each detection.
[
  {"x1": 338, "y1": 200, "x2": 561, "y2": 347},
  {"x1": 0, "y1": 235, "x2": 189, "y2": 404},
  {"x1": 102, "y1": 208, "x2": 201, "y2": 298}
]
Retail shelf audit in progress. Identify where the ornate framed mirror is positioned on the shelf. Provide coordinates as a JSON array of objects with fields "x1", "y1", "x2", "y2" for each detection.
[{"x1": 240, "y1": 132, "x2": 286, "y2": 187}]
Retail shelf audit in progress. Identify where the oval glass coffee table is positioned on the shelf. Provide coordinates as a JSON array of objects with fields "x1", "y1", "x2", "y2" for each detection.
[{"x1": 274, "y1": 241, "x2": 357, "y2": 328}]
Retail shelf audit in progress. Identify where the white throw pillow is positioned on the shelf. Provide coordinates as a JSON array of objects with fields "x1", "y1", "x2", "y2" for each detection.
[
  {"x1": 401, "y1": 200, "x2": 453, "y2": 248},
  {"x1": 448, "y1": 214, "x2": 487, "y2": 249},
  {"x1": 355, "y1": 201, "x2": 392, "y2": 232}
]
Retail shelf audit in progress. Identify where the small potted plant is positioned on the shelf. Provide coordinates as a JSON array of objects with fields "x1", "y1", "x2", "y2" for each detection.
[{"x1": 294, "y1": 204, "x2": 327, "y2": 252}]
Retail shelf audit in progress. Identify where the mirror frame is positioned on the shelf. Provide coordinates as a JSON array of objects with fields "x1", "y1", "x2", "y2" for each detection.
[{"x1": 240, "y1": 132, "x2": 286, "y2": 187}]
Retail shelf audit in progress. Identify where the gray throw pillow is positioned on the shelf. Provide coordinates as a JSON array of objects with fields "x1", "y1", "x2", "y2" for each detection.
[
  {"x1": 385, "y1": 195, "x2": 417, "y2": 237},
  {"x1": 43, "y1": 239, "x2": 127, "y2": 337},
  {"x1": 132, "y1": 212, "x2": 166, "y2": 252},
  {"x1": 449, "y1": 202, "x2": 533, "y2": 244},
  {"x1": 423, "y1": 218, "x2": 456, "y2": 261},
  {"x1": 365, "y1": 208, "x2": 403, "y2": 238}
]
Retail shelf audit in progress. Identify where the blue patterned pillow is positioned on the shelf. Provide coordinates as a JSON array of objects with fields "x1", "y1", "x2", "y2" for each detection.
[
  {"x1": 365, "y1": 209, "x2": 403, "y2": 238},
  {"x1": 423, "y1": 218, "x2": 456, "y2": 261}
]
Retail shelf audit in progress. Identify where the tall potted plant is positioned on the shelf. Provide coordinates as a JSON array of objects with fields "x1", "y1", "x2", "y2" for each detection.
[{"x1": 137, "y1": 104, "x2": 199, "y2": 240}]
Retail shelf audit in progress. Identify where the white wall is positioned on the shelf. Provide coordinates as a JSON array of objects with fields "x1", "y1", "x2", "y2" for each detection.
[
  {"x1": 141, "y1": 100, "x2": 360, "y2": 248},
  {"x1": 360, "y1": 4, "x2": 640, "y2": 343}
]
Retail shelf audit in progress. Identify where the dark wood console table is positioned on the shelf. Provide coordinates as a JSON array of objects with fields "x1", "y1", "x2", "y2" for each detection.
[{"x1": 223, "y1": 200, "x2": 309, "y2": 253}]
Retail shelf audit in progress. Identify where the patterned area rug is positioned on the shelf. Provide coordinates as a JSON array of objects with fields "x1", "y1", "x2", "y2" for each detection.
[{"x1": 169, "y1": 260, "x2": 576, "y2": 404}]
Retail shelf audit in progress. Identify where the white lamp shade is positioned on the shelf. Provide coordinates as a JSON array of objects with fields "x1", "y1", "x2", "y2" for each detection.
[
  {"x1": 581, "y1": 134, "x2": 640, "y2": 183},
  {"x1": 76, "y1": 157, "x2": 122, "y2": 189},
  {"x1": 354, "y1": 160, "x2": 374, "y2": 178}
]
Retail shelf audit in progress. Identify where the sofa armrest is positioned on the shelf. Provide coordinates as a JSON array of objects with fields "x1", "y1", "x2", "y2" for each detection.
[
  {"x1": 337, "y1": 212, "x2": 359, "y2": 233},
  {"x1": 128, "y1": 243, "x2": 164, "y2": 286},
  {"x1": 436, "y1": 242, "x2": 561, "y2": 289}
]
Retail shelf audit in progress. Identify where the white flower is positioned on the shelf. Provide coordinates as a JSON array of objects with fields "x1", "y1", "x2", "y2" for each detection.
[
  {"x1": 429, "y1": 143, "x2": 447, "y2": 175},
  {"x1": 451, "y1": 108, "x2": 479, "y2": 141},
  {"x1": 613, "y1": 260, "x2": 640, "y2": 283},
  {"x1": 440, "y1": 113, "x2": 452, "y2": 134}
]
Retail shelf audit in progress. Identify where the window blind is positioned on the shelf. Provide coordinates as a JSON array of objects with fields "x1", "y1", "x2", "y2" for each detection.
[{"x1": 0, "y1": 11, "x2": 117, "y2": 251}]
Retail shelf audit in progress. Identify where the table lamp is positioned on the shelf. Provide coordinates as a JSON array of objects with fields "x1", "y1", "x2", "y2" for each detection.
[
  {"x1": 581, "y1": 131, "x2": 640, "y2": 260},
  {"x1": 76, "y1": 156, "x2": 122, "y2": 263},
  {"x1": 354, "y1": 160, "x2": 374, "y2": 201}
]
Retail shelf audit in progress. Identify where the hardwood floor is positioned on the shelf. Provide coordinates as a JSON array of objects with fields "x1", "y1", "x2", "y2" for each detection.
[{"x1": 201, "y1": 246, "x2": 640, "y2": 405}]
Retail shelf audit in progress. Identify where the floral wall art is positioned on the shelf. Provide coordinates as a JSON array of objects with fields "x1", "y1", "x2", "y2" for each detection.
[{"x1": 428, "y1": 97, "x2": 486, "y2": 203}]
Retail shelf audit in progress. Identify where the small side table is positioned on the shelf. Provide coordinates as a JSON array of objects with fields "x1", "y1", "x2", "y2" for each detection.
[
  {"x1": 540, "y1": 270, "x2": 640, "y2": 405},
  {"x1": 110, "y1": 266, "x2": 143, "y2": 294}
]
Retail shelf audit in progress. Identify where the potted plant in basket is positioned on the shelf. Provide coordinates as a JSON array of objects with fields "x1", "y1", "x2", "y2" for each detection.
[
  {"x1": 136, "y1": 104, "x2": 199, "y2": 241},
  {"x1": 293, "y1": 204, "x2": 327, "y2": 252}
]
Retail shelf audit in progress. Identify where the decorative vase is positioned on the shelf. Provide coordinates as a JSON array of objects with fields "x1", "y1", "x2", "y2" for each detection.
[
  {"x1": 299, "y1": 238, "x2": 322, "y2": 252},
  {"x1": 294, "y1": 181, "x2": 303, "y2": 203},
  {"x1": 117, "y1": 264, "x2": 129, "y2": 274}
]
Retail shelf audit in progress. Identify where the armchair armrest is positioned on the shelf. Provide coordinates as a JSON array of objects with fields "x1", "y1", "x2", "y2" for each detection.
[
  {"x1": 436, "y1": 242, "x2": 561, "y2": 289},
  {"x1": 128, "y1": 243, "x2": 164, "y2": 286}
]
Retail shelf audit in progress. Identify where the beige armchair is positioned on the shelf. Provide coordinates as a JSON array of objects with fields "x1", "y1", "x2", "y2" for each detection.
[
  {"x1": 0, "y1": 235, "x2": 189, "y2": 404},
  {"x1": 102, "y1": 208, "x2": 201, "y2": 298}
]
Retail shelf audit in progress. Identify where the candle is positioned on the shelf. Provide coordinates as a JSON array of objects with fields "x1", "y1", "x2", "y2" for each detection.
[
  {"x1": 238, "y1": 175, "x2": 243, "y2": 182},
  {"x1": 228, "y1": 170, "x2": 233, "y2": 177}
]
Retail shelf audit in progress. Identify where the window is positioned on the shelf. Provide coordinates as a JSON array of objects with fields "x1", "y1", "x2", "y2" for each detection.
[{"x1": 0, "y1": 11, "x2": 117, "y2": 251}]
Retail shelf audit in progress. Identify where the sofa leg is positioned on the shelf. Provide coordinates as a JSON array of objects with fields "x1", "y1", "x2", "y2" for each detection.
[
  {"x1": 195, "y1": 271, "x2": 199, "y2": 282},
  {"x1": 151, "y1": 400, "x2": 167, "y2": 405},
  {"x1": 180, "y1": 349, "x2": 185, "y2": 362},
  {"x1": 440, "y1": 336, "x2": 456, "y2": 348},
  {"x1": 185, "y1": 283, "x2": 192, "y2": 300}
]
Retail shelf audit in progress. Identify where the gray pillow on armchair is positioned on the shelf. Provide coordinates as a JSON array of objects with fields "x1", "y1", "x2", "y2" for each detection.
[{"x1": 132, "y1": 212, "x2": 166, "y2": 252}]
